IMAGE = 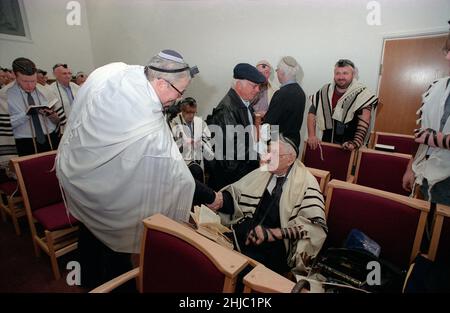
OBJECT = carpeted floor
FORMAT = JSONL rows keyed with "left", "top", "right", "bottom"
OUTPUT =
{"left": 0, "top": 216, "right": 87, "bottom": 293}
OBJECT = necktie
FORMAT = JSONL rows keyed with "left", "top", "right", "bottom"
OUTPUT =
{"left": 27, "top": 92, "right": 46, "bottom": 144}
{"left": 65, "top": 86, "right": 74, "bottom": 106}
{"left": 271, "top": 176, "right": 285, "bottom": 199}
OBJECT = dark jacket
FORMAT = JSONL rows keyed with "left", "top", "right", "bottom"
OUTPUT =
{"left": 205, "top": 88, "right": 259, "bottom": 190}
{"left": 264, "top": 82, "right": 306, "bottom": 148}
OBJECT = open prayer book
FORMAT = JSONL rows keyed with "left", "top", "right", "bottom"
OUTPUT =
{"left": 26, "top": 98, "right": 57, "bottom": 115}
{"left": 190, "top": 205, "right": 234, "bottom": 250}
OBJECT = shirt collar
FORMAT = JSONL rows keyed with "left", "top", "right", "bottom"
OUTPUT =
{"left": 281, "top": 79, "right": 297, "bottom": 88}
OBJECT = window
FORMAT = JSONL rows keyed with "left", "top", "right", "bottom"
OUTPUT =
{"left": 0, "top": 0, "right": 31, "bottom": 42}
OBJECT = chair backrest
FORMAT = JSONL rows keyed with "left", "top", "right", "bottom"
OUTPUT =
{"left": 12, "top": 151, "right": 61, "bottom": 211}
{"left": 374, "top": 132, "right": 418, "bottom": 155}
{"left": 243, "top": 264, "right": 295, "bottom": 293}
{"left": 302, "top": 142, "right": 354, "bottom": 181}
{"left": 306, "top": 167, "right": 330, "bottom": 194}
{"left": 428, "top": 204, "right": 450, "bottom": 263}
{"left": 139, "top": 213, "right": 248, "bottom": 293}
{"left": 325, "top": 180, "right": 429, "bottom": 269}
{"left": 354, "top": 148, "right": 411, "bottom": 196}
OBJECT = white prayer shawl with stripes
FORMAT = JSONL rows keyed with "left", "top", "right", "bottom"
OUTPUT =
{"left": 0, "top": 82, "right": 66, "bottom": 171}
{"left": 413, "top": 77, "right": 450, "bottom": 194}
{"left": 48, "top": 81, "right": 79, "bottom": 118}
{"left": 56, "top": 63, "right": 195, "bottom": 253}
{"left": 219, "top": 159, "right": 327, "bottom": 274}
{"left": 309, "top": 80, "right": 378, "bottom": 131}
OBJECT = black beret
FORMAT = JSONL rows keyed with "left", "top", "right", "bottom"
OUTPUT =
{"left": 233, "top": 63, "right": 266, "bottom": 84}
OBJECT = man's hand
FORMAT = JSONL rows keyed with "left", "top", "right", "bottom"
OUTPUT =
{"left": 342, "top": 141, "right": 356, "bottom": 151}
{"left": 245, "top": 225, "right": 281, "bottom": 246}
{"left": 39, "top": 108, "right": 60, "bottom": 124}
{"left": 307, "top": 136, "right": 320, "bottom": 150}
{"left": 402, "top": 168, "right": 415, "bottom": 192}
{"left": 206, "top": 191, "right": 223, "bottom": 212}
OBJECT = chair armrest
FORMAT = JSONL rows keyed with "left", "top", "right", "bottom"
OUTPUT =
{"left": 89, "top": 267, "right": 140, "bottom": 293}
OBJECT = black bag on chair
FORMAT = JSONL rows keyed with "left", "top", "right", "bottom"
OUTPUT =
{"left": 312, "top": 248, "right": 406, "bottom": 293}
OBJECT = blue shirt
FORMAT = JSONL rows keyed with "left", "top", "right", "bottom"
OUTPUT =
{"left": 6, "top": 83, "right": 57, "bottom": 138}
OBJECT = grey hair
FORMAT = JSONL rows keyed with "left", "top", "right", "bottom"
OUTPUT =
{"left": 277, "top": 58, "right": 299, "bottom": 81}
{"left": 145, "top": 54, "right": 191, "bottom": 83}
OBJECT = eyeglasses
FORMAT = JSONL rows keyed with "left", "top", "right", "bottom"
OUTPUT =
{"left": 442, "top": 47, "right": 450, "bottom": 55}
{"left": 336, "top": 59, "right": 355, "bottom": 69}
{"left": 163, "top": 79, "right": 185, "bottom": 96}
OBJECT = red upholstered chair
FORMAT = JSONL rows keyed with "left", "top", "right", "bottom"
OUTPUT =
{"left": 306, "top": 167, "right": 330, "bottom": 194}
{"left": 0, "top": 179, "right": 24, "bottom": 235}
{"left": 302, "top": 141, "right": 355, "bottom": 182}
{"left": 428, "top": 204, "right": 450, "bottom": 263}
{"left": 374, "top": 132, "right": 418, "bottom": 155}
{"left": 324, "top": 180, "right": 429, "bottom": 270}
{"left": 354, "top": 148, "right": 412, "bottom": 196}
{"left": 90, "top": 213, "right": 249, "bottom": 293}
{"left": 11, "top": 151, "right": 78, "bottom": 280}
{"left": 242, "top": 264, "right": 295, "bottom": 293}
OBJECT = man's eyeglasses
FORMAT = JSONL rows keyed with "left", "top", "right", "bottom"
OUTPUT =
{"left": 163, "top": 79, "right": 185, "bottom": 96}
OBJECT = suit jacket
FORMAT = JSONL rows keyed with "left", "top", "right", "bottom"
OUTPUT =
{"left": 264, "top": 83, "right": 306, "bottom": 148}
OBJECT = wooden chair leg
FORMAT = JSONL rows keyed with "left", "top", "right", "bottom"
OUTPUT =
{"left": 0, "top": 205, "right": 6, "bottom": 222}
{"left": 46, "top": 230, "right": 61, "bottom": 280}
{"left": 0, "top": 194, "right": 7, "bottom": 222}
{"left": 8, "top": 198, "right": 21, "bottom": 236}
{"left": 29, "top": 224, "right": 41, "bottom": 257}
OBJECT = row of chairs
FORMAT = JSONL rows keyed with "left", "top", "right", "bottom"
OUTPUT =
{"left": 302, "top": 141, "right": 411, "bottom": 196}
{"left": 1, "top": 143, "right": 447, "bottom": 287}
{"left": 90, "top": 213, "right": 294, "bottom": 293}
{"left": 0, "top": 151, "right": 78, "bottom": 280}
{"left": 91, "top": 179, "right": 450, "bottom": 293}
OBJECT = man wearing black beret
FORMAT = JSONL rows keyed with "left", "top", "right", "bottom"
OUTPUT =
{"left": 206, "top": 63, "right": 266, "bottom": 190}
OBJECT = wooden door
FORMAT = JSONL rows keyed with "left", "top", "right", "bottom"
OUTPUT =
{"left": 375, "top": 34, "right": 448, "bottom": 135}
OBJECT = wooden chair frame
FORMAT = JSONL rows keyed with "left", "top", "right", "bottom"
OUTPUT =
{"left": 0, "top": 186, "right": 24, "bottom": 235}
{"left": 353, "top": 148, "right": 412, "bottom": 193}
{"left": 306, "top": 167, "right": 330, "bottom": 195}
{"left": 11, "top": 151, "right": 78, "bottom": 280}
{"left": 325, "top": 179, "right": 430, "bottom": 265}
{"left": 374, "top": 131, "right": 416, "bottom": 154}
{"left": 91, "top": 213, "right": 249, "bottom": 293}
{"left": 428, "top": 204, "right": 450, "bottom": 261}
{"left": 243, "top": 264, "right": 295, "bottom": 293}
{"left": 301, "top": 141, "right": 355, "bottom": 183}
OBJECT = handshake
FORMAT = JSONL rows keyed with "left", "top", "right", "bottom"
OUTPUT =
{"left": 206, "top": 191, "right": 223, "bottom": 212}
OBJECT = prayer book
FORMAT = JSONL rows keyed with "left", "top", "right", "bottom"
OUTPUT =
{"left": 191, "top": 205, "right": 233, "bottom": 249}
{"left": 374, "top": 143, "right": 395, "bottom": 152}
{"left": 26, "top": 98, "right": 57, "bottom": 115}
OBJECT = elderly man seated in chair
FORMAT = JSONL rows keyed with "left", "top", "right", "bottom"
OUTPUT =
{"left": 208, "top": 135, "right": 327, "bottom": 275}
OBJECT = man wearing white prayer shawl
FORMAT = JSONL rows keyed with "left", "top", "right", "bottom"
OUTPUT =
{"left": 208, "top": 136, "right": 327, "bottom": 275}
{"left": 56, "top": 50, "right": 213, "bottom": 288}
{"left": 307, "top": 59, "right": 378, "bottom": 151}
{"left": 403, "top": 31, "right": 450, "bottom": 207}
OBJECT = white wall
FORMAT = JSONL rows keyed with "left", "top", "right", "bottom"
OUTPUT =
{"left": 85, "top": 0, "right": 449, "bottom": 120}
{"left": 0, "top": 0, "right": 95, "bottom": 79}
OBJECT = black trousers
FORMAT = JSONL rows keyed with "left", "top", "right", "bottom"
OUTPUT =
{"left": 78, "top": 224, "right": 135, "bottom": 291}
{"left": 15, "top": 131, "right": 60, "bottom": 156}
